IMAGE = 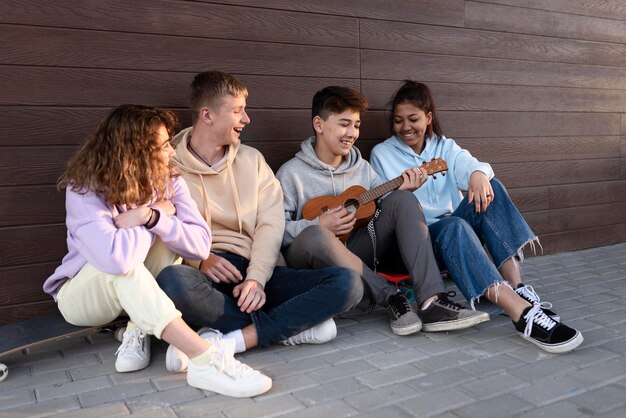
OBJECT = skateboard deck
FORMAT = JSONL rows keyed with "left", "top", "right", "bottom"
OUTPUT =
{"left": 0, "top": 312, "right": 126, "bottom": 382}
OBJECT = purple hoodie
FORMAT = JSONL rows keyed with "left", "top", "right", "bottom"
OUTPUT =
{"left": 43, "top": 176, "right": 211, "bottom": 299}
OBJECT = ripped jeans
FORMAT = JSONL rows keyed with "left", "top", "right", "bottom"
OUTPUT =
{"left": 429, "top": 178, "right": 538, "bottom": 307}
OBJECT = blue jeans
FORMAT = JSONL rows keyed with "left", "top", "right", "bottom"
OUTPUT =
{"left": 429, "top": 178, "right": 537, "bottom": 306}
{"left": 156, "top": 253, "right": 363, "bottom": 348}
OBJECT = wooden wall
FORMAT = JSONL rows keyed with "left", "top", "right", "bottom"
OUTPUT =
{"left": 1, "top": 0, "right": 625, "bottom": 323}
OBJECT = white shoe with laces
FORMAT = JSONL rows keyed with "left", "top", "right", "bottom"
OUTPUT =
{"left": 280, "top": 318, "right": 337, "bottom": 346}
{"left": 187, "top": 330, "right": 272, "bottom": 397}
{"left": 115, "top": 327, "right": 150, "bottom": 372}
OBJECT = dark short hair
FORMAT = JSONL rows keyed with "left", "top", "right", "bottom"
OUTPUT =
{"left": 311, "top": 86, "right": 368, "bottom": 120}
{"left": 388, "top": 80, "right": 442, "bottom": 138}
{"left": 189, "top": 71, "right": 248, "bottom": 123}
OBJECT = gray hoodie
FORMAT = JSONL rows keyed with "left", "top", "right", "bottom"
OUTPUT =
{"left": 276, "top": 136, "right": 382, "bottom": 247}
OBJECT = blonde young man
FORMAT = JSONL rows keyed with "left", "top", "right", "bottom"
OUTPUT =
{"left": 156, "top": 72, "right": 362, "bottom": 372}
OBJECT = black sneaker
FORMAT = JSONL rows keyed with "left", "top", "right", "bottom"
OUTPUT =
{"left": 387, "top": 293, "right": 422, "bottom": 335}
{"left": 515, "top": 283, "right": 560, "bottom": 322}
{"left": 419, "top": 292, "right": 490, "bottom": 332}
{"left": 513, "top": 304, "right": 583, "bottom": 353}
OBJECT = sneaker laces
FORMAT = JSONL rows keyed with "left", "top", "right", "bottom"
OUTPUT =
{"left": 522, "top": 304, "right": 557, "bottom": 337}
{"left": 208, "top": 334, "right": 259, "bottom": 379}
{"left": 435, "top": 292, "right": 463, "bottom": 311}
{"left": 115, "top": 328, "right": 147, "bottom": 359}
{"left": 389, "top": 293, "right": 412, "bottom": 317}
{"left": 517, "top": 284, "right": 554, "bottom": 310}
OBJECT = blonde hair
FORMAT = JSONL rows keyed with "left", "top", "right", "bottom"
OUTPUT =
{"left": 189, "top": 71, "right": 248, "bottom": 123}
{"left": 58, "top": 104, "right": 179, "bottom": 206}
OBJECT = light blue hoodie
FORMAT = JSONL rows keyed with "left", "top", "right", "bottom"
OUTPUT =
{"left": 370, "top": 134, "right": 494, "bottom": 225}
{"left": 276, "top": 136, "right": 382, "bottom": 248}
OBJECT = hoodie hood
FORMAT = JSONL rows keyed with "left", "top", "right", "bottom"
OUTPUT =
{"left": 172, "top": 127, "right": 244, "bottom": 233}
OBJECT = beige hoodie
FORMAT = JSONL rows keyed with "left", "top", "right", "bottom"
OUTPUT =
{"left": 172, "top": 127, "right": 285, "bottom": 287}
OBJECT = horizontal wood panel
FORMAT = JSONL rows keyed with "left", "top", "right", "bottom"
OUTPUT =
{"left": 0, "top": 186, "right": 66, "bottom": 227}
{"left": 0, "top": 0, "right": 358, "bottom": 48}
{"left": 0, "top": 263, "right": 56, "bottom": 306}
{"left": 0, "top": 301, "right": 58, "bottom": 325}
{"left": 453, "top": 136, "right": 620, "bottom": 164}
{"left": 548, "top": 180, "right": 626, "bottom": 209}
{"left": 195, "top": 0, "right": 465, "bottom": 26}
{"left": 492, "top": 159, "right": 621, "bottom": 188}
{"left": 0, "top": 224, "right": 67, "bottom": 266}
{"left": 0, "top": 146, "right": 77, "bottom": 186}
{"left": 362, "top": 50, "right": 626, "bottom": 90}
{"left": 0, "top": 107, "right": 113, "bottom": 146}
{"left": 521, "top": 211, "right": 550, "bottom": 236}
{"left": 0, "top": 25, "right": 360, "bottom": 77}
{"left": 549, "top": 202, "right": 626, "bottom": 233}
{"left": 466, "top": 1, "right": 626, "bottom": 44}
{"left": 359, "top": 111, "right": 622, "bottom": 141}
{"left": 507, "top": 187, "right": 550, "bottom": 212}
{"left": 476, "top": 0, "right": 626, "bottom": 21}
{"left": 0, "top": 66, "right": 359, "bottom": 109}
{"left": 539, "top": 223, "right": 626, "bottom": 255}
{"left": 360, "top": 19, "right": 626, "bottom": 67}
{"left": 363, "top": 80, "right": 626, "bottom": 112}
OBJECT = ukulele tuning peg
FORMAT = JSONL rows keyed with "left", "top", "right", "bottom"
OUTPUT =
{"left": 432, "top": 175, "right": 437, "bottom": 179}
{"left": 442, "top": 172, "right": 446, "bottom": 176}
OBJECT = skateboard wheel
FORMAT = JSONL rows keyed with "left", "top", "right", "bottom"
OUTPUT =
{"left": 115, "top": 327, "right": 126, "bottom": 342}
{"left": 0, "top": 363, "right": 7, "bottom": 382}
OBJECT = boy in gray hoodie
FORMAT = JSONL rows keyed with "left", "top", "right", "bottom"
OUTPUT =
{"left": 276, "top": 86, "right": 488, "bottom": 335}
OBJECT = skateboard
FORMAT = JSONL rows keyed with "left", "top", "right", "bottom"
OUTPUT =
{"left": 0, "top": 312, "right": 127, "bottom": 382}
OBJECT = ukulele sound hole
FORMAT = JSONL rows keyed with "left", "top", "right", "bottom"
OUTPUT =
{"left": 344, "top": 199, "right": 360, "bottom": 213}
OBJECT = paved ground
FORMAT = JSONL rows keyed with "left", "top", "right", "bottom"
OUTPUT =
{"left": 2, "top": 243, "right": 626, "bottom": 417}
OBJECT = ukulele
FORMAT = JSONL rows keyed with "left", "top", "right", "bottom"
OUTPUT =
{"left": 302, "top": 158, "right": 448, "bottom": 242}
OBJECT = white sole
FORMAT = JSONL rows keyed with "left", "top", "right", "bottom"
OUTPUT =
{"left": 391, "top": 321, "right": 422, "bottom": 335}
{"left": 422, "top": 312, "right": 490, "bottom": 332}
{"left": 187, "top": 375, "right": 272, "bottom": 398}
{"left": 520, "top": 330, "right": 584, "bottom": 354}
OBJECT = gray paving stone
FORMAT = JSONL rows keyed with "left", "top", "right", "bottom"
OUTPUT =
{"left": 263, "top": 356, "right": 330, "bottom": 379}
{"left": 0, "top": 369, "right": 70, "bottom": 394}
{"left": 411, "top": 350, "right": 479, "bottom": 373}
{"left": 78, "top": 381, "right": 157, "bottom": 408}
{"left": 36, "top": 375, "right": 111, "bottom": 401}
{"left": 53, "top": 401, "right": 129, "bottom": 417}
{"left": 172, "top": 394, "right": 249, "bottom": 417}
{"left": 513, "top": 400, "right": 592, "bottom": 418}
{"left": 356, "top": 405, "right": 418, "bottom": 418}
{"left": 398, "top": 387, "right": 476, "bottom": 417}
{"left": 459, "top": 353, "right": 521, "bottom": 378}
{"left": 0, "top": 387, "right": 36, "bottom": 411}
{"left": 515, "top": 376, "right": 586, "bottom": 406}
{"left": 293, "top": 377, "right": 369, "bottom": 406}
{"left": 276, "top": 399, "right": 359, "bottom": 418}
{"left": 125, "top": 385, "right": 205, "bottom": 409}
{"left": 364, "top": 347, "right": 429, "bottom": 369}
{"left": 508, "top": 357, "right": 576, "bottom": 382}
{"left": 452, "top": 393, "right": 533, "bottom": 418}
{"left": 255, "top": 373, "right": 318, "bottom": 400}
{"left": 459, "top": 372, "right": 529, "bottom": 399}
{"left": 344, "top": 382, "right": 419, "bottom": 412}
{"left": 407, "top": 366, "right": 476, "bottom": 394}
{"left": 357, "top": 363, "right": 425, "bottom": 389}
{"left": 123, "top": 404, "right": 178, "bottom": 417}
{"left": 224, "top": 394, "right": 303, "bottom": 418}
{"left": 0, "top": 396, "right": 81, "bottom": 417}
{"left": 307, "top": 358, "right": 377, "bottom": 383}
{"left": 569, "top": 384, "right": 626, "bottom": 414}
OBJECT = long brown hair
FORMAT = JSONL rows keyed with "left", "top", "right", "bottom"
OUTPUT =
{"left": 58, "top": 104, "right": 179, "bottom": 206}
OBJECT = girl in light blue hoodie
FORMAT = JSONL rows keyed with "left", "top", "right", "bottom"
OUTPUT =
{"left": 370, "top": 81, "right": 583, "bottom": 354}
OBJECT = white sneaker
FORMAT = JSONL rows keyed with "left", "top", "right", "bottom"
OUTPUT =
{"left": 115, "top": 327, "right": 150, "bottom": 372}
{"left": 166, "top": 327, "right": 215, "bottom": 373}
{"left": 187, "top": 330, "right": 272, "bottom": 397}
{"left": 280, "top": 318, "right": 337, "bottom": 346}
